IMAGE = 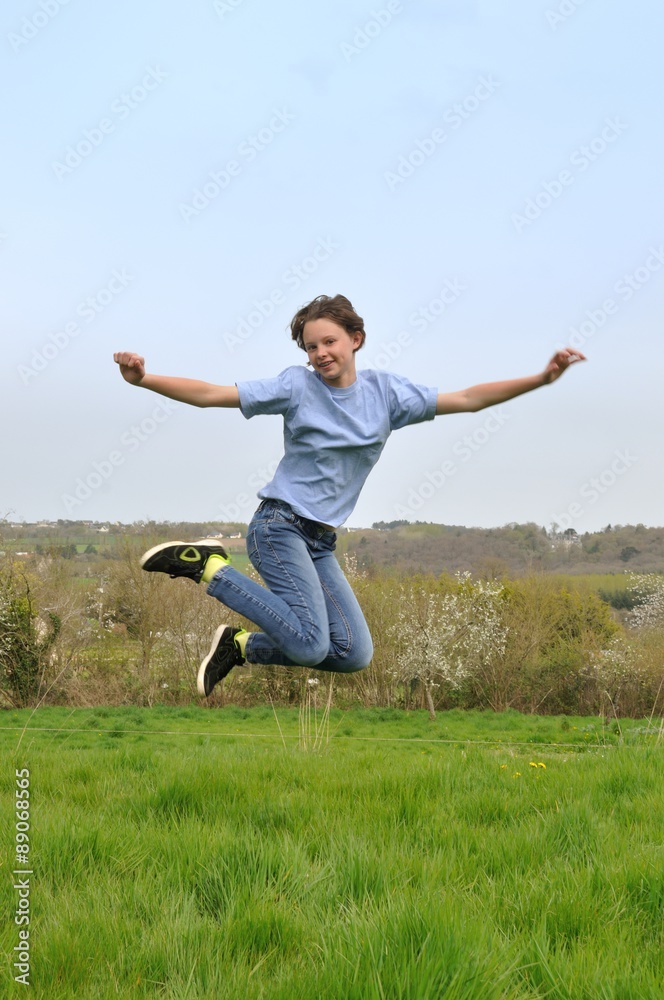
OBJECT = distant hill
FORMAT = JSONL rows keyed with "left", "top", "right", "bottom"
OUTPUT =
{"left": 339, "top": 522, "right": 664, "bottom": 577}
{"left": 2, "top": 519, "right": 662, "bottom": 577}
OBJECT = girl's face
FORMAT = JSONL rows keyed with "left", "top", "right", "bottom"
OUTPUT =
{"left": 302, "top": 318, "right": 363, "bottom": 388}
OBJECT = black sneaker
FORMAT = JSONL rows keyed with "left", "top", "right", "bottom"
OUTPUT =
{"left": 197, "top": 625, "right": 246, "bottom": 697}
{"left": 140, "top": 539, "right": 229, "bottom": 583}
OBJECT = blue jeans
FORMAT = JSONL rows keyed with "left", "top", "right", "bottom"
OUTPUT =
{"left": 205, "top": 499, "right": 373, "bottom": 672}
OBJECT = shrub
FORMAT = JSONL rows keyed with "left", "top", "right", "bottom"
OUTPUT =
{"left": 0, "top": 570, "right": 61, "bottom": 706}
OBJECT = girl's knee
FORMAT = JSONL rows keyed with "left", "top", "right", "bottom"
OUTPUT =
{"left": 296, "top": 632, "right": 373, "bottom": 671}
{"left": 339, "top": 637, "right": 373, "bottom": 672}
{"left": 343, "top": 660, "right": 370, "bottom": 673}
{"left": 293, "top": 636, "right": 330, "bottom": 668}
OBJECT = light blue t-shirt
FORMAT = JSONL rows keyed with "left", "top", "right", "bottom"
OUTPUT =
{"left": 236, "top": 366, "right": 438, "bottom": 528}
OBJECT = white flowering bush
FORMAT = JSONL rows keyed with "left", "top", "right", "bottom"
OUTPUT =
{"left": 587, "top": 636, "right": 639, "bottom": 681}
{"left": 584, "top": 635, "right": 640, "bottom": 710}
{"left": 387, "top": 572, "right": 508, "bottom": 718}
{"left": 626, "top": 573, "right": 664, "bottom": 631}
{"left": 582, "top": 627, "right": 664, "bottom": 718}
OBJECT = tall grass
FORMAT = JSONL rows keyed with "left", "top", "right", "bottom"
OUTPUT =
{"left": 298, "top": 674, "right": 334, "bottom": 752}
{"left": 1, "top": 707, "right": 662, "bottom": 998}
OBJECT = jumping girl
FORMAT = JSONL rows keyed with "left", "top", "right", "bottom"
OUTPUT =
{"left": 113, "top": 294, "right": 585, "bottom": 697}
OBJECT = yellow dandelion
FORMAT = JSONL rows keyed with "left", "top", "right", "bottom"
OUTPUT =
{"left": 512, "top": 772, "right": 521, "bottom": 778}
{"left": 500, "top": 764, "right": 508, "bottom": 769}
{"left": 537, "top": 762, "right": 546, "bottom": 769}
{"left": 529, "top": 762, "right": 537, "bottom": 768}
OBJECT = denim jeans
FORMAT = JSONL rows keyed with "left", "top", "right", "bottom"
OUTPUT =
{"left": 205, "top": 499, "right": 373, "bottom": 672}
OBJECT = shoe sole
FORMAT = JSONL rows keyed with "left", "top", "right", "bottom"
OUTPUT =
{"left": 140, "top": 539, "right": 228, "bottom": 571}
{"left": 197, "top": 624, "right": 232, "bottom": 697}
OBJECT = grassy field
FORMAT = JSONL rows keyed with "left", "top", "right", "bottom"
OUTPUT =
{"left": 1, "top": 707, "right": 662, "bottom": 999}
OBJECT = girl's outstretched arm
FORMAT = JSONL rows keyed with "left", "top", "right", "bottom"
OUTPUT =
{"left": 113, "top": 352, "right": 240, "bottom": 408}
{"left": 435, "top": 348, "right": 586, "bottom": 415}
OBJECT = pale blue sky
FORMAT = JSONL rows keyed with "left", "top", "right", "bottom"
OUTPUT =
{"left": 2, "top": 0, "right": 662, "bottom": 530}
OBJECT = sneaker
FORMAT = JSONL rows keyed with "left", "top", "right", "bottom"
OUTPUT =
{"left": 140, "top": 539, "right": 229, "bottom": 583}
{"left": 197, "top": 625, "right": 246, "bottom": 697}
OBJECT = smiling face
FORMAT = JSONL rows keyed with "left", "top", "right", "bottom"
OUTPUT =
{"left": 302, "top": 318, "right": 363, "bottom": 388}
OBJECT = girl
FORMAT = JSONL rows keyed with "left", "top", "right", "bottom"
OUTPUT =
{"left": 113, "top": 294, "right": 585, "bottom": 697}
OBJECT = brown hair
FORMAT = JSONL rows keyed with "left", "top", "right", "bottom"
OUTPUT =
{"left": 290, "top": 294, "right": 366, "bottom": 352}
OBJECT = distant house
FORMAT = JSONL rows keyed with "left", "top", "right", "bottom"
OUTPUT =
{"left": 557, "top": 530, "right": 582, "bottom": 550}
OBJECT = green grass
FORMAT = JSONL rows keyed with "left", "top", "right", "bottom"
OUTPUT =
{"left": 1, "top": 707, "right": 662, "bottom": 999}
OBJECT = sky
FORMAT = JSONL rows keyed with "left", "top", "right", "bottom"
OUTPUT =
{"left": 2, "top": 0, "right": 662, "bottom": 532}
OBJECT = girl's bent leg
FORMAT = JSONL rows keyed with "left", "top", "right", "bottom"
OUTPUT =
{"left": 205, "top": 510, "right": 331, "bottom": 667}
{"left": 205, "top": 505, "right": 372, "bottom": 672}
{"left": 306, "top": 546, "right": 373, "bottom": 673}
{"left": 245, "top": 544, "right": 373, "bottom": 672}
{"left": 205, "top": 563, "right": 328, "bottom": 667}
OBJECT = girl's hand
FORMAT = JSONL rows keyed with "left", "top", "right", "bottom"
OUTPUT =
{"left": 541, "top": 348, "right": 586, "bottom": 384}
{"left": 113, "top": 352, "right": 146, "bottom": 385}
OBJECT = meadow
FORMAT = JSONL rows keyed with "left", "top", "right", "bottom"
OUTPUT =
{"left": 1, "top": 706, "right": 662, "bottom": 999}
